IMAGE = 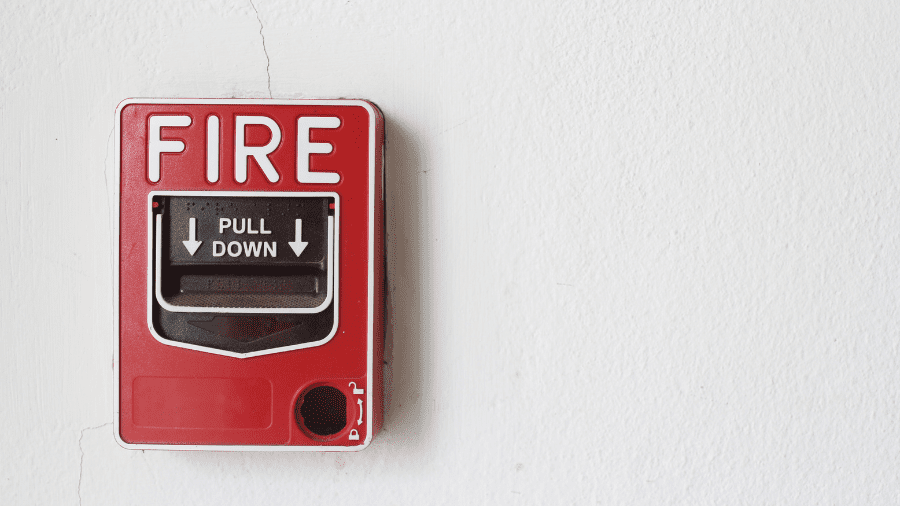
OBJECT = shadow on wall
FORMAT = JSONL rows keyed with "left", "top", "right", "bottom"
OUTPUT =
{"left": 381, "top": 112, "right": 433, "bottom": 456}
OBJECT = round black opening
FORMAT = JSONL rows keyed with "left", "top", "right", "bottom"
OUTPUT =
{"left": 296, "top": 386, "right": 347, "bottom": 436}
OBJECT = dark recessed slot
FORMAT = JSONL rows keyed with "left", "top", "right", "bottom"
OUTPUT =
{"left": 158, "top": 265, "right": 326, "bottom": 309}
{"left": 178, "top": 274, "right": 317, "bottom": 295}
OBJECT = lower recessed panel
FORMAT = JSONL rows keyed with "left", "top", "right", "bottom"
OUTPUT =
{"left": 132, "top": 377, "right": 273, "bottom": 429}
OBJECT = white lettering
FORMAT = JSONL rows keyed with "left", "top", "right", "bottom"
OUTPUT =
{"left": 148, "top": 115, "right": 191, "bottom": 182}
{"left": 212, "top": 241, "right": 225, "bottom": 257}
{"left": 296, "top": 116, "right": 340, "bottom": 184}
{"left": 219, "top": 218, "right": 274, "bottom": 235}
{"left": 243, "top": 241, "right": 262, "bottom": 257}
{"left": 264, "top": 242, "right": 277, "bottom": 257}
{"left": 235, "top": 116, "right": 281, "bottom": 183}
{"left": 227, "top": 241, "right": 242, "bottom": 257}
{"left": 207, "top": 115, "right": 220, "bottom": 182}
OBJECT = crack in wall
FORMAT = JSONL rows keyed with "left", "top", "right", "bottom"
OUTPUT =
{"left": 78, "top": 422, "right": 112, "bottom": 506}
{"left": 248, "top": 0, "right": 272, "bottom": 98}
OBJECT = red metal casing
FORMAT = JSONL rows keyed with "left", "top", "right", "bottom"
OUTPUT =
{"left": 115, "top": 99, "right": 384, "bottom": 450}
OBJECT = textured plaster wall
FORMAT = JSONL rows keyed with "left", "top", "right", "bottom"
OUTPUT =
{"left": 2, "top": 0, "right": 900, "bottom": 504}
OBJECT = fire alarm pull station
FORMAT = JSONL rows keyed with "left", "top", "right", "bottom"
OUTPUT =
{"left": 115, "top": 99, "right": 384, "bottom": 450}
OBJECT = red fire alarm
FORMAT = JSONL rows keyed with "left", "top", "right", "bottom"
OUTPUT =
{"left": 114, "top": 99, "right": 385, "bottom": 450}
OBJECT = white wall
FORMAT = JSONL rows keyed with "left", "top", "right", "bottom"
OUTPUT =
{"left": 2, "top": 0, "right": 900, "bottom": 503}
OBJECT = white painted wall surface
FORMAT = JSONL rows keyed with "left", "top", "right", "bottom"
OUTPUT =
{"left": 2, "top": 0, "right": 900, "bottom": 503}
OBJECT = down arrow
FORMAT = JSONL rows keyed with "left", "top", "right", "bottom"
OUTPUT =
{"left": 287, "top": 218, "right": 309, "bottom": 257}
{"left": 182, "top": 217, "right": 202, "bottom": 255}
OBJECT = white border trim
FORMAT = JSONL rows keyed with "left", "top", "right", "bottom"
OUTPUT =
{"left": 113, "top": 98, "right": 377, "bottom": 451}
{"left": 147, "top": 191, "right": 339, "bottom": 359}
